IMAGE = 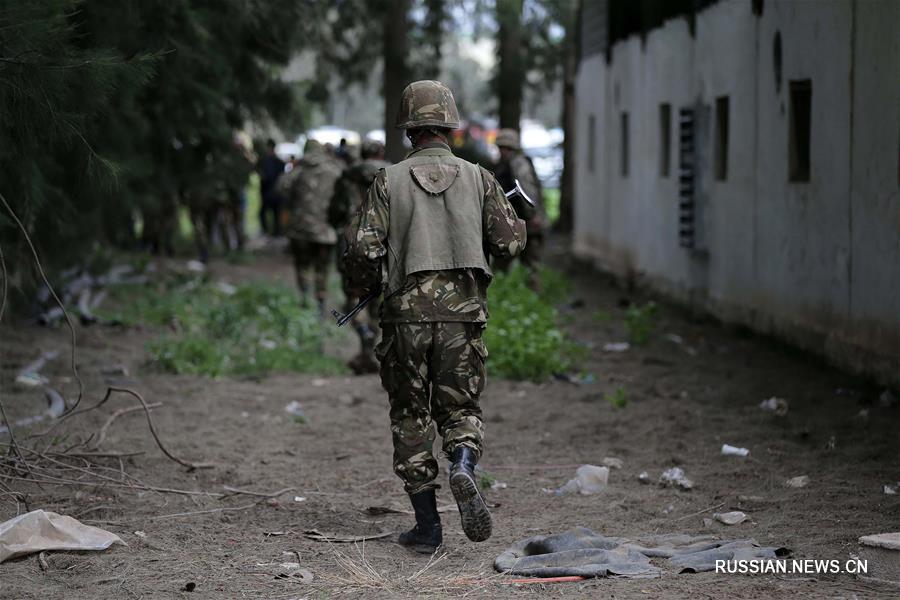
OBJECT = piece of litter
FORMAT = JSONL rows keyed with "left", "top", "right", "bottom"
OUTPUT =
{"left": 664, "top": 333, "right": 684, "bottom": 345}
{"left": 491, "top": 481, "right": 508, "bottom": 490}
{"left": 638, "top": 471, "right": 650, "bottom": 484}
{"left": 311, "top": 378, "right": 327, "bottom": 387}
{"left": 602, "top": 342, "right": 630, "bottom": 353}
{"left": 663, "top": 504, "right": 675, "bottom": 515}
{"left": 659, "top": 467, "right": 694, "bottom": 490}
{"left": 759, "top": 397, "right": 789, "bottom": 416}
{"left": 883, "top": 483, "right": 898, "bottom": 495}
{"left": 714, "top": 511, "right": 748, "bottom": 525}
{"left": 785, "top": 475, "right": 810, "bottom": 488}
{"left": 0, "top": 510, "right": 124, "bottom": 563}
{"left": 133, "top": 531, "right": 146, "bottom": 539}
{"left": 186, "top": 260, "right": 206, "bottom": 273}
{"left": 284, "top": 401, "right": 305, "bottom": 418}
{"left": 293, "top": 496, "right": 306, "bottom": 502}
{"left": 879, "top": 390, "right": 897, "bottom": 408}
{"left": 721, "top": 444, "right": 750, "bottom": 457}
{"left": 602, "top": 457, "right": 623, "bottom": 470}
{"left": 551, "top": 465, "right": 609, "bottom": 495}
{"left": 15, "top": 372, "right": 48, "bottom": 387}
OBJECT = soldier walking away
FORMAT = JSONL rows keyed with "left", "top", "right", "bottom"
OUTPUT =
{"left": 257, "top": 138, "right": 286, "bottom": 237}
{"left": 342, "top": 80, "right": 527, "bottom": 553}
{"left": 280, "top": 139, "right": 342, "bottom": 312}
{"left": 492, "top": 128, "right": 545, "bottom": 290}
{"left": 329, "top": 139, "right": 390, "bottom": 374}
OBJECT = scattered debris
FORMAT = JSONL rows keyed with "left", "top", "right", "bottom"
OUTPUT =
{"left": 714, "top": 511, "right": 748, "bottom": 525}
{"left": 659, "top": 467, "right": 694, "bottom": 490}
{"left": 491, "top": 481, "right": 508, "bottom": 490}
{"left": 883, "top": 483, "right": 899, "bottom": 495}
{"left": 664, "top": 333, "right": 683, "bottom": 345}
{"left": 552, "top": 372, "right": 596, "bottom": 385}
{"left": 546, "top": 465, "right": 609, "bottom": 495}
{"left": 133, "top": 531, "right": 146, "bottom": 539}
{"left": 0, "top": 510, "right": 124, "bottom": 563}
{"left": 302, "top": 530, "right": 393, "bottom": 543}
{"left": 602, "top": 457, "right": 623, "bottom": 470}
{"left": 759, "top": 397, "right": 789, "bottom": 416}
{"left": 638, "top": 471, "right": 651, "bottom": 484}
{"left": 721, "top": 444, "right": 750, "bottom": 457}
{"left": 182, "top": 582, "right": 196, "bottom": 592}
{"left": 879, "top": 390, "right": 897, "bottom": 408}
{"left": 602, "top": 342, "right": 630, "bottom": 353}
{"left": 785, "top": 475, "right": 810, "bottom": 488}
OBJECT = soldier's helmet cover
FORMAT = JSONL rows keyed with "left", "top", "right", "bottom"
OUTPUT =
{"left": 495, "top": 128, "right": 521, "bottom": 150}
{"left": 395, "top": 80, "right": 461, "bottom": 130}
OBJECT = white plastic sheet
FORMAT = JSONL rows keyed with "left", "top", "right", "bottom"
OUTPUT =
{"left": 0, "top": 510, "right": 124, "bottom": 563}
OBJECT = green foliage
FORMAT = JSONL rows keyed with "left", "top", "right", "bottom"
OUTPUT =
{"left": 543, "top": 188, "right": 560, "bottom": 225}
{"left": 624, "top": 301, "right": 659, "bottom": 345}
{"left": 477, "top": 469, "right": 497, "bottom": 490}
{"left": 606, "top": 386, "right": 627, "bottom": 408}
{"left": 484, "top": 266, "right": 583, "bottom": 381}
{"left": 102, "top": 280, "right": 347, "bottom": 377}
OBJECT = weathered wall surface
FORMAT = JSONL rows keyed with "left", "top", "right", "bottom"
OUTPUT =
{"left": 573, "top": 0, "right": 900, "bottom": 385}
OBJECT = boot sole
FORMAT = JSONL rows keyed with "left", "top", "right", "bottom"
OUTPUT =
{"left": 450, "top": 471, "right": 492, "bottom": 542}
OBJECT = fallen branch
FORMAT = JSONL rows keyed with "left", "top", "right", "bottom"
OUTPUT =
{"left": 674, "top": 501, "right": 726, "bottom": 522}
{"left": 148, "top": 502, "right": 259, "bottom": 520}
{"left": 92, "top": 402, "right": 163, "bottom": 450}
{"left": 222, "top": 485, "right": 295, "bottom": 499}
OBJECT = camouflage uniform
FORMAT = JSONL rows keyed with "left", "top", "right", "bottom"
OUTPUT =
{"left": 344, "top": 146, "right": 525, "bottom": 494}
{"left": 493, "top": 128, "right": 545, "bottom": 288}
{"left": 280, "top": 140, "right": 343, "bottom": 306}
{"left": 328, "top": 141, "right": 390, "bottom": 373}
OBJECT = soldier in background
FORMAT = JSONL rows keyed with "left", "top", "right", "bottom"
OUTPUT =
{"left": 221, "top": 134, "right": 256, "bottom": 251}
{"left": 492, "top": 128, "right": 544, "bottom": 290}
{"left": 343, "top": 80, "right": 527, "bottom": 553}
{"left": 328, "top": 139, "right": 390, "bottom": 374}
{"left": 257, "top": 139, "right": 285, "bottom": 237}
{"left": 280, "top": 139, "right": 342, "bottom": 312}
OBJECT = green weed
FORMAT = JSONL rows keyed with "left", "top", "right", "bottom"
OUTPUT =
{"left": 485, "top": 266, "right": 584, "bottom": 381}
{"left": 104, "top": 280, "right": 348, "bottom": 377}
{"left": 606, "top": 386, "right": 627, "bottom": 408}
{"left": 624, "top": 301, "right": 658, "bottom": 345}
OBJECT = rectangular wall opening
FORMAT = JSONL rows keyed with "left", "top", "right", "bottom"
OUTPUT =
{"left": 621, "top": 111, "right": 629, "bottom": 177}
{"left": 588, "top": 114, "right": 596, "bottom": 173}
{"left": 789, "top": 80, "right": 812, "bottom": 182}
{"left": 660, "top": 103, "right": 671, "bottom": 177}
{"left": 714, "top": 96, "right": 729, "bottom": 181}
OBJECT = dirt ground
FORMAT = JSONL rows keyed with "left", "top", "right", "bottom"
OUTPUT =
{"left": 1, "top": 239, "right": 898, "bottom": 599}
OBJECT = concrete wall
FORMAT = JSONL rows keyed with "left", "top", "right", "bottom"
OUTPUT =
{"left": 573, "top": 0, "right": 900, "bottom": 385}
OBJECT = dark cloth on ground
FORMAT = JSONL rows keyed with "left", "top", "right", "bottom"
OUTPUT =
{"left": 494, "top": 527, "right": 789, "bottom": 578}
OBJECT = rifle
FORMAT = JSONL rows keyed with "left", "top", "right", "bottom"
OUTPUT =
{"left": 332, "top": 284, "right": 405, "bottom": 327}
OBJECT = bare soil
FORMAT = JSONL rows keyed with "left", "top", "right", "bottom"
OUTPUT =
{"left": 1, "top": 241, "right": 898, "bottom": 599}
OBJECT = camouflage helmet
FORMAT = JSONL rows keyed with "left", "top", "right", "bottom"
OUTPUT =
{"left": 395, "top": 80, "right": 460, "bottom": 130}
{"left": 495, "top": 128, "right": 521, "bottom": 150}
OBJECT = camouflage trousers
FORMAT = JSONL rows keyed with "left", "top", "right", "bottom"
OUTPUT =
{"left": 289, "top": 239, "right": 333, "bottom": 304}
{"left": 377, "top": 322, "right": 487, "bottom": 494}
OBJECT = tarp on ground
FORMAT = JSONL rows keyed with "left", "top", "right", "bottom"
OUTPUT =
{"left": 494, "top": 526, "right": 789, "bottom": 578}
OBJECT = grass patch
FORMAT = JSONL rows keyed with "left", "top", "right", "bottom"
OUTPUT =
{"left": 543, "top": 188, "right": 560, "bottom": 225}
{"left": 101, "top": 279, "right": 347, "bottom": 377}
{"left": 606, "top": 386, "right": 627, "bottom": 408}
{"left": 485, "top": 266, "right": 584, "bottom": 381}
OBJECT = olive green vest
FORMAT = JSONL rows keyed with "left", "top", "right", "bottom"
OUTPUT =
{"left": 384, "top": 146, "right": 491, "bottom": 292}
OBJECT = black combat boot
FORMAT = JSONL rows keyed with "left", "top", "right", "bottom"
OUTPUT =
{"left": 449, "top": 447, "right": 492, "bottom": 542}
{"left": 398, "top": 488, "right": 443, "bottom": 553}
